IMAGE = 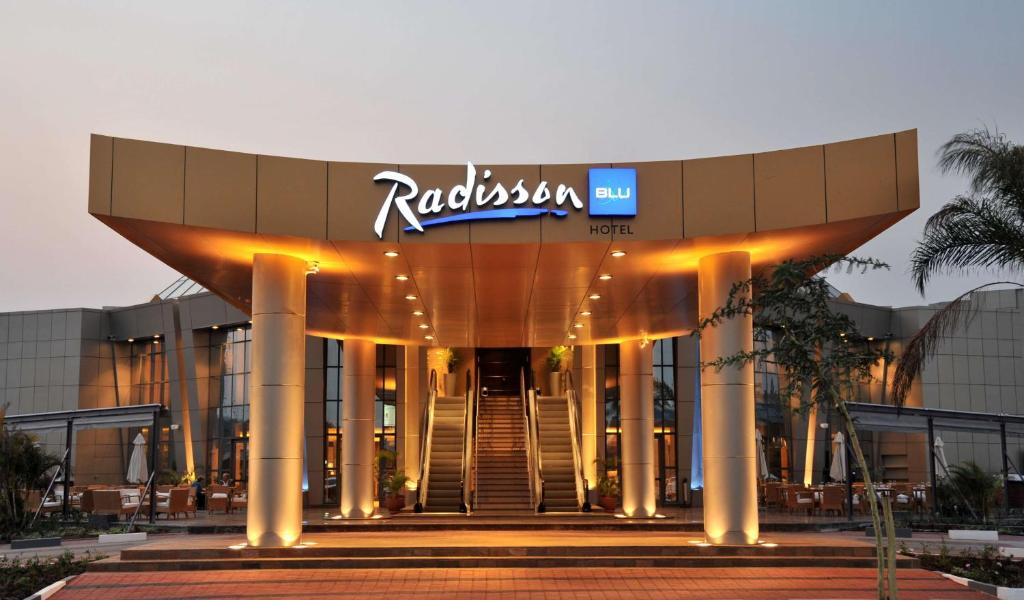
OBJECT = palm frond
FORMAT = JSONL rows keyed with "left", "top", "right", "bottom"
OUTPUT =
{"left": 891, "top": 282, "right": 1024, "bottom": 406}
{"left": 911, "top": 195, "right": 1024, "bottom": 293}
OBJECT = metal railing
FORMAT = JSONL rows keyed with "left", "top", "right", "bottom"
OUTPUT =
{"left": 459, "top": 368, "right": 475, "bottom": 514}
{"left": 471, "top": 367, "right": 482, "bottom": 511}
{"left": 30, "top": 448, "right": 71, "bottom": 527}
{"left": 523, "top": 368, "right": 546, "bottom": 512}
{"left": 563, "top": 370, "right": 590, "bottom": 512}
{"left": 414, "top": 370, "right": 438, "bottom": 512}
{"left": 128, "top": 471, "right": 157, "bottom": 530}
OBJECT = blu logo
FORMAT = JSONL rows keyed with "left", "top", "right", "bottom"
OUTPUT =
{"left": 588, "top": 168, "right": 637, "bottom": 217}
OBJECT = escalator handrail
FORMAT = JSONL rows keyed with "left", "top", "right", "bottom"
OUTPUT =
{"left": 527, "top": 379, "right": 545, "bottom": 512}
{"left": 471, "top": 363, "right": 481, "bottom": 511}
{"left": 416, "top": 369, "right": 438, "bottom": 509}
{"left": 563, "top": 369, "right": 588, "bottom": 510}
{"left": 520, "top": 368, "right": 535, "bottom": 509}
{"left": 459, "top": 368, "right": 474, "bottom": 514}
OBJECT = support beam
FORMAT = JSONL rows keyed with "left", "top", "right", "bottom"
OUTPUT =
{"left": 341, "top": 338, "right": 376, "bottom": 518}
{"left": 580, "top": 345, "right": 598, "bottom": 493}
{"left": 698, "top": 251, "right": 758, "bottom": 545}
{"left": 246, "top": 254, "right": 307, "bottom": 548}
{"left": 401, "top": 345, "right": 422, "bottom": 501}
{"left": 620, "top": 340, "right": 655, "bottom": 518}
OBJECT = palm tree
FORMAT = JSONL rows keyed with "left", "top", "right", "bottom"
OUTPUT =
{"left": 892, "top": 128, "right": 1024, "bottom": 403}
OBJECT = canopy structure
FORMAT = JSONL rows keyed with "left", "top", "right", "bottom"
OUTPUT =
{"left": 5, "top": 404, "right": 164, "bottom": 433}
{"left": 86, "top": 130, "right": 919, "bottom": 347}
{"left": 846, "top": 402, "right": 1023, "bottom": 514}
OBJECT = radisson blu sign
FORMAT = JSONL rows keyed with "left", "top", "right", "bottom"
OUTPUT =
{"left": 372, "top": 163, "right": 637, "bottom": 239}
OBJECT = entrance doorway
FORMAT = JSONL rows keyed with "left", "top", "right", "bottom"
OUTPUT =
{"left": 230, "top": 438, "right": 249, "bottom": 486}
{"left": 476, "top": 348, "right": 531, "bottom": 397}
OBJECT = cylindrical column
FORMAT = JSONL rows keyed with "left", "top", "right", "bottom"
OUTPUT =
{"left": 401, "top": 345, "right": 422, "bottom": 488}
{"left": 699, "top": 251, "right": 758, "bottom": 545}
{"left": 247, "top": 254, "right": 307, "bottom": 548}
{"left": 620, "top": 340, "right": 655, "bottom": 518}
{"left": 581, "top": 345, "right": 598, "bottom": 492}
{"left": 341, "top": 338, "right": 376, "bottom": 518}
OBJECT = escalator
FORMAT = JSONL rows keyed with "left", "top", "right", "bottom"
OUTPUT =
{"left": 533, "top": 370, "right": 589, "bottom": 512}
{"left": 415, "top": 370, "right": 476, "bottom": 513}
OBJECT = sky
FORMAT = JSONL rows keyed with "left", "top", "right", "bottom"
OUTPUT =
{"left": 0, "top": 0, "right": 1022, "bottom": 312}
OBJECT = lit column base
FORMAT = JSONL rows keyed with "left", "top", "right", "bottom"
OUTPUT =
{"left": 341, "top": 339, "right": 376, "bottom": 518}
{"left": 620, "top": 340, "right": 655, "bottom": 518}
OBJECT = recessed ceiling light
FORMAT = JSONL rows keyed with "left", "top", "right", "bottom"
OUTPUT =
{"left": 580, "top": 311, "right": 592, "bottom": 317}
{"left": 395, "top": 274, "right": 409, "bottom": 281}
{"left": 574, "top": 323, "right": 584, "bottom": 328}
{"left": 153, "top": 340, "right": 160, "bottom": 345}
{"left": 599, "top": 274, "right": 613, "bottom": 281}
{"left": 384, "top": 250, "right": 399, "bottom": 257}
{"left": 248, "top": 320, "right": 253, "bottom": 324}
{"left": 412, "top": 310, "right": 424, "bottom": 317}
{"left": 589, "top": 294, "right": 601, "bottom": 300}
{"left": 424, "top": 335, "right": 434, "bottom": 341}
{"left": 405, "top": 294, "right": 417, "bottom": 301}
{"left": 153, "top": 334, "right": 160, "bottom": 339}
{"left": 418, "top": 323, "right": 430, "bottom": 329}
{"left": 127, "top": 338, "right": 134, "bottom": 343}
{"left": 611, "top": 250, "right": 627, "bottom": 258}
{"left": 237, "top": 327, "right": 244, "bottom": 332}
{"left": 568, "top": 334, "right": 577, "bottom": 340}
{"left": 211, "top": 325, "right": 219, "bottom": 330}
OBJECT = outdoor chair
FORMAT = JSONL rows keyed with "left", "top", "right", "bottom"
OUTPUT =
{"left": 783, "top": 486, "right": 815, "bottom": 514}
{"left": 207, "top": 484, "right": 232, "bottom": 513}
{"left": 154, "top": 487, "right": 193, "bottom": 519}
{"left": 92, "top": 489, "right": 124, "bottom": 516}
{"left": 820, "top": 485, "right": 847, "bottom": 515}
{"left": 79, "top": 489, "right": 96, "bottom": 514}
{"left": 763, "top": 483, "right": 784, "bottom": 508}
{"left": 230, "top": 487, "right": 247, "bottom": 513}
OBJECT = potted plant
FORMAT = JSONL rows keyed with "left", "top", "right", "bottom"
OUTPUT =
{"left": 594, "top": 458, "right": 620, "bottom": 512}
{"left": 438, "top": 348, "right": 460, "bottom": 395}
{"left": 383, "top": 471, "right": 411, "bottom": 513}
{"left": 546, "top": 346, "right": 569, "bottom": 395}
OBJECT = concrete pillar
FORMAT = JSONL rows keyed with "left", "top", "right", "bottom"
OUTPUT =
{"left": 580, "top": 345, "right": 598, "bottom": 492}
{"left": 699, "top": 251, "right": 758, "bottom": 545}
{"left": 247, "top": 254, "right": 308, "bottom": 548}
{"left": 400, "top": 345, "right": 422, "bottom": 492}
{"left": 803, "top": 403, "right": 819, "bottom": 487}
{"left": 620, "top": 340, "right": 656, "bottom": 517}
{"left": 341, "top": 338, "right": 376, "bottom": 518}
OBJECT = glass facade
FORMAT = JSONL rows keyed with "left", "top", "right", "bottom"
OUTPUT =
{"left": 652, "top": 338, "right": 678, "bottom": 504}
{"left": 753, "top": 329, "right": 791, "bottom": 481}
{"left": 375, "top": 345, "right": 398, "bottom": 497}
{"left": 207, "top": 327, "right": 252, "bottom": 485}
{"left": 602, "top": 345, "right": 621, "bottom": 482}
{"left": 129, "top": 339, "right": 168, "bottom": 406}
{"left": 324, "top": 339, "right": 342, "bottom": 503}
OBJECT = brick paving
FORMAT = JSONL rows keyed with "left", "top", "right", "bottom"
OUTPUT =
{"left": 55, "top": 567, "right": 987, "bottom": 599}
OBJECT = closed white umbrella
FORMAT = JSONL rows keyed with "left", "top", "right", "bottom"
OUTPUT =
{"left": 755, "top": 430, "right": 769, "bottom": 480}
{"left": 934, "top": 436, "right": 950, "bottom": 479}
{"left": 127, "top": 433, "right": 148, "bottom": 484}
{"left": 829, "top": 431, "right": 848, "bottom": 482}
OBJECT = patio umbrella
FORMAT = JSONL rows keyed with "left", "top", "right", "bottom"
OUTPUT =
{"left": 934, "top": 435, "right": 951, "bottom": 479}
{"left": 829, "top": 431, "right": 848, "bottom": 482}
{"left": 755, "top": 430, "right": 769, "bottom": 480}
{"left": 127, "top": 433, "right": 148, "bottom": 484}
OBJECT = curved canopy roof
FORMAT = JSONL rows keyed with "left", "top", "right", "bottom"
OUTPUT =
{"left": 88, "top": 130, "right": 919, "bottom": 347}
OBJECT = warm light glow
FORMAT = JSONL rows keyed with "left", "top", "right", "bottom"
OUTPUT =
{"left": 611, "top": 250, "right": 627, "bottom": 257}
{"left": 227, "top": 543, "right": 247, "bottom": 550}
{"left": 418, "top": 323, "right": 429, "bottom": 329}
{"left": 589, "top": 294, "right": 601, "bottom": 300}
{"left": 154, "top": 334, "right": 160, "bottom": 339}
{"left": 424, "top": 335, "right": 434, "bottom": 340}
{"left": 574, "top": 323, "right": 584, "bottom": 328}
{"left": 412, "top": 310, "right": 424, "bottom": 317}
{"left": 568, "top": 334, "right": 577, "bottom": 340}
{"left": 598, "top": 274, "right": 612, "bottom": 280}
{"left": 127, "top": 338, "right": 134, "bottom": 343}
{"left": 405, "top": 294, "right": 417, "bottom": 301}
{"left": 248, "top": 320, "right": 253, "bottom": 324}
{"left": 580, "top": 311, "right": 592, "bottom": 316}
{"left": 383, "top": 250, "right": 399, "bottom": 257}
{"left": 305, "top": 261, "right": 320, "bottom": 275}
{"left": 153, "top": 340, "right": 160, "bottom": 345}
{"left": 761, "top": 542, "right": 778, "bottom": 548}
{"left": 395, "top": 274, "right": 409, "bottom": 281}
{"left": 211, "top": 325, "right": 219, "bottom": 330}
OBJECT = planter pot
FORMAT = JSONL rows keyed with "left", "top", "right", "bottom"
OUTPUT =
{"left": 444, "top": 373, "right": 457, "bottom": 396}
{"left": 548, "top": 372, "right": 561, "bottom": 396}
{"left": 385, "top": 494, "right": 405, "bottom": 513}
{"left": 598, "top": 496, "right": 617, "bottom": 512}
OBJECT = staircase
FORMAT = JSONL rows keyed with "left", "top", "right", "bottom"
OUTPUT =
{"left": 424, "top": 395, "right": 466, "bottom": 512}
{"left": 536, "top": 395, "right": 579, "bottom": 512}
{"left": 474, "top": 396, "right": 532, "bottom": 512}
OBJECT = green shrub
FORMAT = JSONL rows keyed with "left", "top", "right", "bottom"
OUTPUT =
{"left": 0, "top": 551, "right": 101, "bottom": 600}
{"left": 914, "top": 544, "right": 1024, "bottom": 588}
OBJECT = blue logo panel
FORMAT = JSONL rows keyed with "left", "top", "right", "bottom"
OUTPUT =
{"left": 588, "top": 168, "right": 637, "bottom": 217}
